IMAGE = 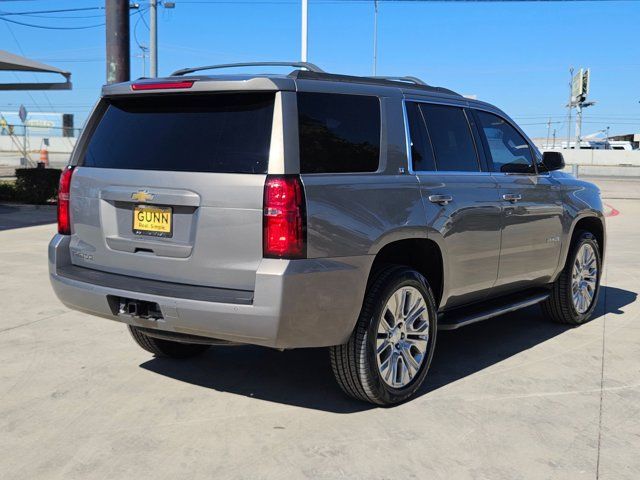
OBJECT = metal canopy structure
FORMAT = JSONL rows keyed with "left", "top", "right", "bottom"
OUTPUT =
{"left": 0, "top": 50, "right": 72, "bottom": 91}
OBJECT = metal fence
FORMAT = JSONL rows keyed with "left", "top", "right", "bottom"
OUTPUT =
{"left": 0, "top": 124, "right": 81, "bottom": 169}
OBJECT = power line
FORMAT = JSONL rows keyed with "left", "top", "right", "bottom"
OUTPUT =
{"left": 0, "top": 7, "right": 104, "bottom": 17}
{"left": 0, "top": 16, "right": 105, "bottom": 29}
{"left": 173, "top": 0, "right": 636, "bottom": 3}
{"left": 0, "top": 7, "right": 143, "bottom": 30}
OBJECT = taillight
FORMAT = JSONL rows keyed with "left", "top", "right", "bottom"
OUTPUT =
{"left": 263, "top": 175, "right": 306, "bottom": 259}
{"left": 131, "top": 80, "right": 194, "bottom": 91}
{"left": 57, "top": 166, "right": 75, "bottom": 235}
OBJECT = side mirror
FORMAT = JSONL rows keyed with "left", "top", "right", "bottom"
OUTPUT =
{"left": 541, "top": 151, "right": 565, "bottom": 172}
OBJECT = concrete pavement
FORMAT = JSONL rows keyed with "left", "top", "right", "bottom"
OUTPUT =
{"left": 1, "top": 194, "right": 639, "bottom": 479}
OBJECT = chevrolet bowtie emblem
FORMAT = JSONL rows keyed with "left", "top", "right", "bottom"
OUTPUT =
{"left": 131, "top": 190, "right": 154, "bottom": 202}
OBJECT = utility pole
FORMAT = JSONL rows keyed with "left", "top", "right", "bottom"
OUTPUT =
{"left": 546, "top": 117, "right": 552, "bottom": 150}
{"left": 373, "top": 0, "right": 378, "bottom": 75}
{"left": 301, "top": 0, "right": 308, "bottom": 62}
{"left": 150, "top": 0, "right": 158, "bottom": 77}
{"left": 105, "top": 0, "right": 130, "bottom": 84}
{"left": 136, "top": 45, "right": 148, "bottom": 77}
{"left": 552, "top": 129, "right": 557, "bottom": 149}
{"left": 566, "top": 66, "right": 573, "bottom": 149}
{"left": 147, "top": 1, "right": 174, "bottom": 78}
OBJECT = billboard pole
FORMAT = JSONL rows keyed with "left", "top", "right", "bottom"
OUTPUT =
{"left": 575, "top": 104, "right": 582, "bottom": 147}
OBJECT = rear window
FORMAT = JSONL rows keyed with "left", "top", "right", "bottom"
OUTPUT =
{"left": 297, "top": 92, "right": 380, "bottom": 174}
{"left": 81, "top": 93, "right": 275, "bottom": 173}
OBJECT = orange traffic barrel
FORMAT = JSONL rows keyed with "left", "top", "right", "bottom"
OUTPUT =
{"left": 40, "top": 146, "right": 49, "bottom": 166}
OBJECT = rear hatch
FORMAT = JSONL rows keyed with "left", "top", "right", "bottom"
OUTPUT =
{"left": 68, "top": 91, "right": 276, "bottom": 291}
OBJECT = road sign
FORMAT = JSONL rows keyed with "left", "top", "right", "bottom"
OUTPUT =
{"left": 18, "top": 104, "right": 27, "bottom": 123}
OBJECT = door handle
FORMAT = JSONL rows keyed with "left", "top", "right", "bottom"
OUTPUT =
{"left": 502, "top": 193, "right": 522, "bottom": 203}
{"left": 428, "top": 194, "right": 453, "bottom": 206}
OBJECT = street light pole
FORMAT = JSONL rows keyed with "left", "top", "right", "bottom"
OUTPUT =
{"left": 301, "top": 0, "right": 308, "bottom": 62}
{"left": 566, "top": 67, "right": 573, "bottom": 149}
{"left": 150, "top": 0, "right": 158, "bottom": 77}
{"left": 373, "top": 0, "right": 378, "bottom": 76}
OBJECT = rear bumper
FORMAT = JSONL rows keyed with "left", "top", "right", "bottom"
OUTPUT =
{"left": 49, "top": 234, "right": 372, "bottom": 348}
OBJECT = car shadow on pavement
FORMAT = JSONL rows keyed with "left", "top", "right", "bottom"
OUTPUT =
{"left": 140, "top": 285, "right": 636, "bottom": 413}
{"left": 0, "top": 204, "right": 57, "bottom": 231}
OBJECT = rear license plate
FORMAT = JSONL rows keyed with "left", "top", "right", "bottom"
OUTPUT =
{"left": 133, "top": 205, "right": 173, "bottom": 238}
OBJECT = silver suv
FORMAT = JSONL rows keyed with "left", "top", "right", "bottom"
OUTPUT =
{"left": 49, "top": 62, "right": 605, "bottom": 405}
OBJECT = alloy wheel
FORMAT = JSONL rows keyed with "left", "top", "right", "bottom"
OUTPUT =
{"left": 571, "top": 243, "right": 598, "bottom": 314}
{"left": 376, "top": 286, "right": 430, "bottom": 388}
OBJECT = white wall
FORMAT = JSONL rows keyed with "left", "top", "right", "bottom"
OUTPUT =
{"left": 546, "top": 149, "right": 640, "bottom": 166}
{"left": 0, "top": 135, "right": 76, "bottom": 154}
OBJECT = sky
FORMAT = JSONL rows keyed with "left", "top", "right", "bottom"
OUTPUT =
{"left": 0, "top": 0, "right": 639, "bottom": 140}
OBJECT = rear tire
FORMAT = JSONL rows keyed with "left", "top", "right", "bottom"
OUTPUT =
{"left": 542, "top": 230, "right": 602, "bottom": 325}
{"left": 128, "top": 326, "right": 210, "bottom": 359}
{"left": 329, "top": 265, "right": 438, "bottom": 406}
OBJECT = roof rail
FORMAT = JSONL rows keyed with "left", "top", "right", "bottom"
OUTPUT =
{"left": 368, "top": 75, "right": 427, "bottom": 86}
{"left": 171, "top": 61, "right": 325, "bottom": 77}
{"left": 290, "top": 70, "right": 462, "bottom": 97}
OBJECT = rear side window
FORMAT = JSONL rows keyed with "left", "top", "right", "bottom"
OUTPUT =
{"left": 298, "top": 92, "right": 380, "bottom": 174}
{"left": 419, "top": 104, "right": 479, "bottom": 172}
{"left": 475, "top": 110, "right": 534, "bottom": 174}
{"left": 81, "top": 93, "right": 275, "bottom": 173}
{"left": 405, "top": 102, "right": 436, "bottom": 172}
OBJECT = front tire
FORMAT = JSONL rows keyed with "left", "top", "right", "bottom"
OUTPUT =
{"left": 128, "top": 326, "right": 210, "bottom": 359}
{"left": 329, "top": 265, "right": 438, "bottom": 406}
{"left": 542, "top": 230, "right": 602, "bottom": 325}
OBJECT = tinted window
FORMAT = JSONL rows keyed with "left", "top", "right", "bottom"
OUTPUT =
{"left": 405, "top": 102, "right": 436, "bottom": 172}
{"left": 419, "top": 104, "right": 479, "bottom": 172}
{"left": 476, "top": 110, "right": 534, "bottom": 174}
{"left": 298, "top": 92, "right": 380, "bottom": 173}
{"left": 81, "top": 93, "right": 274, "bottom": 173}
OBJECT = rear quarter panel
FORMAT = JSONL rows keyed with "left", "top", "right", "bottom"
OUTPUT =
{"left": 300, "top": 93, "right": 426, "bottom": 259}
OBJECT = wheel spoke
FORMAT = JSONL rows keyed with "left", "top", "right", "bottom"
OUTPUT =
{"left": 381, "top": 307, "right": 395, "bottom": 332}
{"left": 400, "top": 289, "right": 411, "bottom": 319}
{"left": 400, "top": 346, "right": 421, "bottom": 377}
{"left": 377, "top": 339, "right": 391, "bottom": 356}
{"left": 396, "top": 355, "right": 410, "bottom": 386}
{"left": 406, "top": 335, "right": 428, "bottom": 349}
{"left": 380, "top": 354, "right": 393, "bottom": 382}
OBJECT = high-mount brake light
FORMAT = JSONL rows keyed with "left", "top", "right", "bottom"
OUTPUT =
{"left": 131, "top": 80, "right": 194, "bottom": 91}
{"left": 263, "top": 175, "right": 306, "bottom": 259}
{"left": 57, "top": 166, "right": 75, "bottom": 235}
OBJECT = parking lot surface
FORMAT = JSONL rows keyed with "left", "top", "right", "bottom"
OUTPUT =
{"left": 1, "top": 186, "right": 638, "bottom": 479}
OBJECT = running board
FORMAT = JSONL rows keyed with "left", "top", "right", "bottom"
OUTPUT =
{"left": 438, "top": 290, "right": 550, "bottom": 331}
